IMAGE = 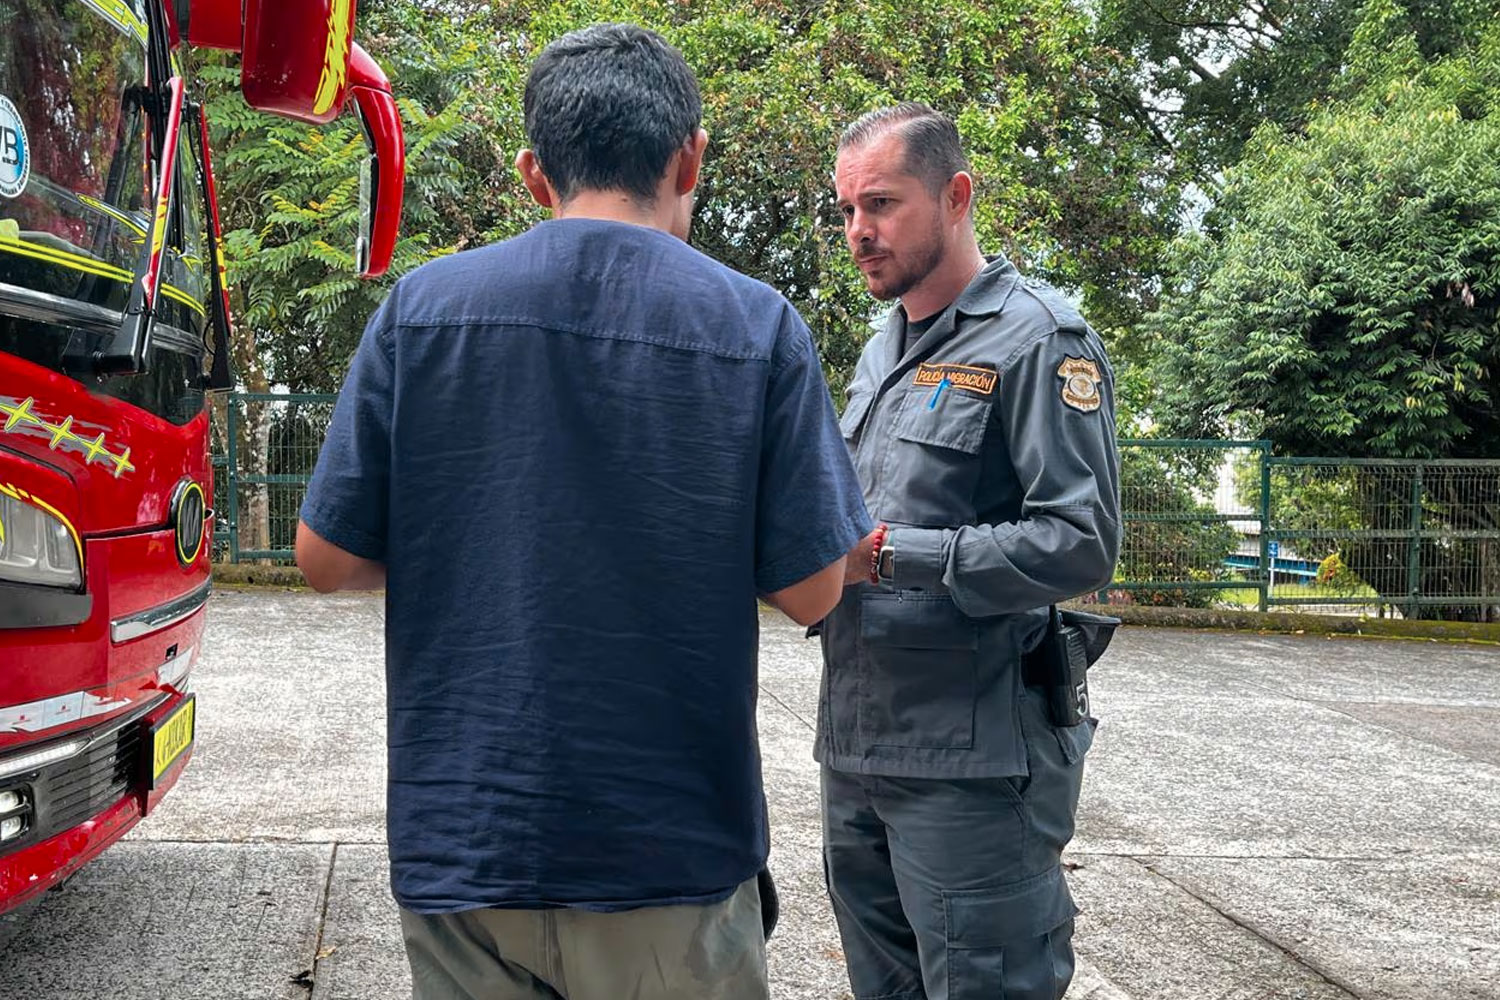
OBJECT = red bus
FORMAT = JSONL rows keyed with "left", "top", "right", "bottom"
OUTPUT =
{"left": 0, "top": 0, "right": 403, "bottom": 914}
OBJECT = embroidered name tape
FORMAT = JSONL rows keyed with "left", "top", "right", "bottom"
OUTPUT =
{"left": 913, "top": 363, "right": 997, "bottom": 397}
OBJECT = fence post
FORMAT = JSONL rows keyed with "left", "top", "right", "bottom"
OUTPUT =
{"left": 1406, "top": 465, "right": 1423, "bottom": 620}
{"left": 226, "top": 393, "right": 239, "bottom": 564}
{"left": 1259, "top": 442, "right": 1272, "bottom": 613}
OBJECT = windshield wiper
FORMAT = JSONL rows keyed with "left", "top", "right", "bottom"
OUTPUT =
{"left": 89, "top": 73, "right": 183, "bottom": 377}
{"left": 89, "top": 0, "right": 181, "bottom": 378}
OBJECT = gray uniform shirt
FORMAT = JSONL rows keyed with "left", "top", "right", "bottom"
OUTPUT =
{"left": 816, "top": 257, "right": 1122, "bottom": 778}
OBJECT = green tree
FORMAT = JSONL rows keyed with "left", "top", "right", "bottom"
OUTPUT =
{"left": 1148, "top": 3, "right": 1500, "bottom": 617}
{"left": 1150, "top": 8, "right": 1500, "bottom": 456}
{"left": 204, "top": 0, "right": 1176, "bottom": 402}
{"left": 1094, "top": 0, "right": 1499, "bottom": 184}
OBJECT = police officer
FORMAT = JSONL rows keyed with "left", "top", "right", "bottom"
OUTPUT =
{"left": 818, "top": 103, "right": 1122, "bottom": 1000}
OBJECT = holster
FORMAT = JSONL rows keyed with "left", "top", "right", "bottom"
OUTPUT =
{"left": 1022, "top": 607, "right": 1120, "bottom": 727}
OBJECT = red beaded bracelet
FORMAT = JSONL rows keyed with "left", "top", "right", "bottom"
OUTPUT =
{"left": 869, "top": 523, "right": 889, "bottom": 585}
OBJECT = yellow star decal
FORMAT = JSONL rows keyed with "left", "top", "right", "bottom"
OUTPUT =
{"left": 46, "top": 415, "right": 75, "bottom": 449}
{"left": 1, "top": 396, "right": 43, "bottom": 431}
{"left": 81, "top": 432, "right": 110, "bottom": 465}
{"left": 0, "top": 397, "right": 138, "bottom": 478}
{"left": 110, "top": 447, "right": 135, "bottom": 479}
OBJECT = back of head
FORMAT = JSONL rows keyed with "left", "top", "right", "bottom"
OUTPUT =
{"left": 523, "top": 23, "right": 702, "bottom": 205}
{"left": 838, "top": 101, "right": 970, "bottom": 199}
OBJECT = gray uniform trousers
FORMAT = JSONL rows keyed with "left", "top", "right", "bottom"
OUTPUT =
{"left": 823, "top": 686, "right": 1094, "bottom": 1000}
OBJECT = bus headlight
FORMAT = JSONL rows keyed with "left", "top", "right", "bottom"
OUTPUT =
{"left": 0, "top": 489, "right": 82, "bottom": 589}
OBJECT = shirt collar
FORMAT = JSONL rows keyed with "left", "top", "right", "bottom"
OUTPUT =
{"left": 954, "top": 255, "right": 1019, "bottom": 318}
{"left": 868, "top": 254, "right": 1019, "bottom": 333}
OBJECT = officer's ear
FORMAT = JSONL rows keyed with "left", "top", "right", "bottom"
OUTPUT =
{"left": 944, "top": 171, "right": 975, "bottom": 224}
{"left": 516, "top": 149, "right": 558, "bottom": 210}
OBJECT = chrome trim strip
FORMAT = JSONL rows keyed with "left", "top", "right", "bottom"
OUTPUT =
{"left": 0, "top": 693, "right": 170, "bottom": 779}
{"left": 0, "top": 282, "right": 204, "bottom": 352}
{"left": 110, "top": 579, "right": 211, "bottom": 643}
{"left": 0, "top": 646, "right": 194, "bottom": 736}
{"left": 0, "top": 280, "right": 121, "bottom": 335}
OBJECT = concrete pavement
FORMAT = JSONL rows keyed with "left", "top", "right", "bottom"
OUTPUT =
{"left": 1, "top": 591, "right": 1496, "bottom": 999}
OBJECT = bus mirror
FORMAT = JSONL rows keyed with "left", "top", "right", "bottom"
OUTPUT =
{"left": 239, "top": 0, "right": 357, "bottom": 124}
{"left": 349, "top": 46, "right": 403, "bottom": 279}
{"left": 181, "top": 0, "right": 357, "bottom": 122}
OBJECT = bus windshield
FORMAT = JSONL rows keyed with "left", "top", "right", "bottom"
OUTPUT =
{"left": 0, "top": 0, "right": 210, "bottom": 425}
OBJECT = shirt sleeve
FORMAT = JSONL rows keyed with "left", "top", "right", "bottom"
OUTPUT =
{"left": 754, "top": 307, "right": 874, "bottom": 594}
{"left": 298, "top": 288, "right": 398, "bottom": 561}
{"left": 890, "top": 328, "right": 1122, "bottom": 616}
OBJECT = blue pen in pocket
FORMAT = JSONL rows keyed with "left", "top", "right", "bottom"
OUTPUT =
{"left": 928, "top": 376, "right": 951, "bottom": 410}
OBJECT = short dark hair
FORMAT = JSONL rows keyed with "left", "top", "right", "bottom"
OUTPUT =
{"left": 523, "top": 23, "right": 702, "bottom": 204}
{"left": 838, "top": 102, "right": 970, "bottom": 196}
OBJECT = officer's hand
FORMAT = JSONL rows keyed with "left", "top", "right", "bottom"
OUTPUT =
{"left": 844, "top": 529, "right": 879, "bottom": 586}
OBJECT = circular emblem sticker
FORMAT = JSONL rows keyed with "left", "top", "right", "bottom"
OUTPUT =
{"left": 0, "top": 95, "right": 29, "bottom": 199}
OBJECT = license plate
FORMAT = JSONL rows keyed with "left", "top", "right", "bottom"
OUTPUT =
{"left": 148, "top": 695, "right": 195, "bottom": 787}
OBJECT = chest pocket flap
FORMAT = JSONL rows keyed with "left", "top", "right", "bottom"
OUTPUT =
{"left": 894, "top": 383, "right": 993, "bottom": 454}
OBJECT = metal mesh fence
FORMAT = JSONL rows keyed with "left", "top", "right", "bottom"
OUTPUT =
{"left": 1114, "top": 440, "right": 1266, "bottom": 609}
{"left": 1265, "top": 460, "right": 1500, "bottom": 619}
{"left": 208, "top": 395, "right": 1500, "bottom": 620}
{"left": 211, "top": 393, "right": 338, "bottom": 563}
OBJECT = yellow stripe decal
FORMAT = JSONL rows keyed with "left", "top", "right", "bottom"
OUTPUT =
{"left": 78, "top": 194, "right": 148, "bottom": 236}
{"left": 313, "top": 0, "right": 354, "bottom": 115}
{"left": 0, "top": 238, "right": 206, "bottom": 317}
{"left": 148, "top": 196, "right": 169, "bottom": 262}
{"left": 160, "top": 284, "right": 207, "bottom": 316}
{"left": 74, "top": 0, "right": 148, "bottom": 45}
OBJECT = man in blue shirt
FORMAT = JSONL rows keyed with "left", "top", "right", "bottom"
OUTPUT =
{"left": 295, "top": 23, "right": 871, "bottom": 1000}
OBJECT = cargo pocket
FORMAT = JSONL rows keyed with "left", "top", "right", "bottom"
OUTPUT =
{"left": 944, "top": 867, "right": 1079, "bottom": 1000}
{"left": 859, "top": 592, "right": 978, "bottom": 749}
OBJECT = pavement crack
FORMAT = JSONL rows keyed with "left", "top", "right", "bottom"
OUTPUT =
{"left": 303, "top": 842, "right": 340, "bottom": 996}
{"left": 760, "top": 684, "right": 814, "bottom": 731}
{"left": 1072, "top": 850, "right": 1401, "bottom": 863}
{"left": 1124, "top": 857, "right": 1369, "bottom": 1000}
{"left": 1309, "top": 700, "right": 1500, "bottom": 767}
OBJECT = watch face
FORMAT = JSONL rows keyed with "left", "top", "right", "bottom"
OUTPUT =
{"left": 879, "top": 546, "right": 895, "bottom": 581}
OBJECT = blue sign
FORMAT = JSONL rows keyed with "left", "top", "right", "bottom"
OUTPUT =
{"left": 0, "top": 95, "right": 29, "bottom": 200}
{"left": 1268, "top": 541, "right": 1280, "bottom": 558}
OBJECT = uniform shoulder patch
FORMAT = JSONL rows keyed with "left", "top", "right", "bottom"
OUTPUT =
{"left": 1057, "top": 357, "right": 1103, "bottom": 412}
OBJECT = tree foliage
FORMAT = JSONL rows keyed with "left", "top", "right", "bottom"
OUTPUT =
{"left": 1094, "top": 0, "right": 1498, "bottom": 183}
{"left": 201, "top": 0, "right": 1174, "bottom": 398}
{"left": 1147, "top": 3, "right": 1500, "bottom": 459}
{"left": 196, "top": 14, "right": 493, "bottom": 392}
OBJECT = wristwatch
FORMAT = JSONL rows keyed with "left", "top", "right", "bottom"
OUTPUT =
{"left": 876, "top": 539, "right": 895, "bottom": 585}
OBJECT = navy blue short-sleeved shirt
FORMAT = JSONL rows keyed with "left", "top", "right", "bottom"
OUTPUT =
{"left": 301, "top": 218, "right": 871, "bottom": 913}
